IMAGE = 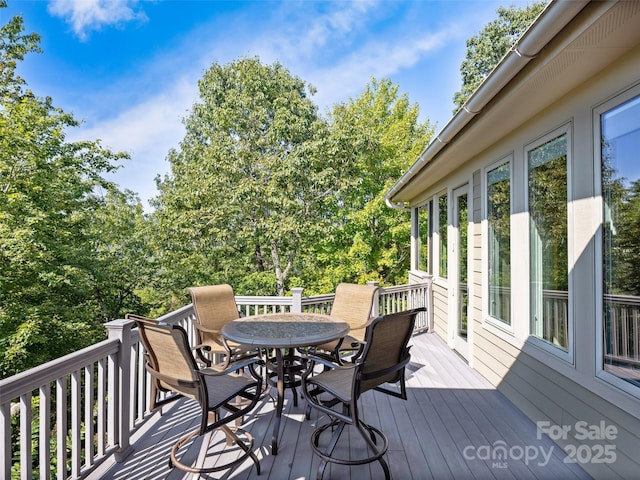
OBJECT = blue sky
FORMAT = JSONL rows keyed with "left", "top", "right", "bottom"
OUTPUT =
{"left": 3, "top": 0, "right": 533, "bottom": 209}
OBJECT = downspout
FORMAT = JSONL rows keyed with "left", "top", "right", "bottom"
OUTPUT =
{"left": 385, "top": 0, "right": 589, "bottom": 210}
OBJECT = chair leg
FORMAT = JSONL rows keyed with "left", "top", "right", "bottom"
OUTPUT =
{"left": 356, "top": 420, "right": 390, "bottom": 480}
{"left": 169, "top": 425, "right": 260, "bottom": 475}
{"left": 221, "top": 424, "right": 261, "bottom": 475}
{"left": 310, "top": 418, "right": 390, "bottom": 480}
{"left": 312, "top": 420, "right": 346, "bottom": 480}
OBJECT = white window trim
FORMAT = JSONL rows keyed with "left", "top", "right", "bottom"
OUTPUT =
{"left": 413, "top": 202, "right": 430, "bottom": 274}
{"left": 433, "top": 190, "right": 449, "bottom": 286}
{"left": 482, "top": 155, "right": 515, "bottom": 337}
{"left": 593, "top": 83, "right": 640, "bottom": 398}
{"left": 524, "top": 123, "right": 575, "bottom": 365}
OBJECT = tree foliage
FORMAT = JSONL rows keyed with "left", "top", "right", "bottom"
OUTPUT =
{"left": 1, "top": 7, "right": 432, "bottom": 375}
{"left": 453, "top": 1, "right": 547, "bottom": 111}
{"left": 152, "top": 57, "right": 334, "bottom": 297}
{"left": 299, "top": 78, "right": 434, "bottom": 292}
{"left": 151, "top": 63, "right": 434, "bottom": 301}
{"left": 0, "top": 6, "right": 149, "bottom": 377}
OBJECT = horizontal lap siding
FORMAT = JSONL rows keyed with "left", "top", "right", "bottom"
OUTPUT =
{"left": 422, "top": 10, "right": 640, "bottom": 479}
{"left": 498, "top": 353, "right": 640, "bottom": 479}
{"left": 432, "top": 283, "right": 448, "bottom": 339}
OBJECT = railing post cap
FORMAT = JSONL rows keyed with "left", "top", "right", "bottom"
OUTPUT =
{"left": 105, "top": 319, "right": 136, "bottom": 340}
{"left": 105, "top": 318, "right": 136, "bottom": 329}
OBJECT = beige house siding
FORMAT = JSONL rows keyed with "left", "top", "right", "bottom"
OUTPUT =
{"left": 499, "top": 354, "right": 640, "bottom": 478}
{"left": 431, "top": 282, "right": 448, "bottom": 339}
{"left": 470, "top": 42, "right": 640, "bottom": 478}
{"left": 400, "top": 5, "right": 640, "bottom": 477}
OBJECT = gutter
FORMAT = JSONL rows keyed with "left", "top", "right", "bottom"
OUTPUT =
{"left": 385, "top": 0, "right": 589, "bottom": 210}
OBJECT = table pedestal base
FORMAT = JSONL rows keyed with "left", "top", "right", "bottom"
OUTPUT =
{"left": 266, "top": 349, "right": 305, "bottom": 407}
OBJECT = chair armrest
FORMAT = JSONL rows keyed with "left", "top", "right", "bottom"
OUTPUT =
{"left": 144, "top": 364, "right": 198, "bottom": 389}
{"left": 300, "top": 352, "right": 355, "bottom": 378}
{"left": 200, "top": 356, "right": 262, "bottom": 377}
{"left": 341, "top": 319, "right": 373, "bottom": 350}
{"left": 301, "top": 353, "right": 339, "bottom": 369}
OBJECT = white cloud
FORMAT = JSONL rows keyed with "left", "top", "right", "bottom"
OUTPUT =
{"left": 307, "top": 28, "right": 455, "bottom": 109}
{"left": 69, "top": 77, "right": 197, "bottom": 209}
{"left": 48, "top": 0, "right": 147, "bottom": 40}
{"left": 269, "top": 0, "right": 377, "bottom": 60}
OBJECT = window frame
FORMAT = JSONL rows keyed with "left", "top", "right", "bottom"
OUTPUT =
{"left": 483, "top": 156, "right": 514, "bottom": 332}
{"left": 415, "top": 200, "right": 431, "bottom": 274}
{"left": 524, "top": 123, "right": 574, "bottom": 364}
{"left": 434, "top": 190, "right": 449, "bottom": 283}
{"left": 594, "top": 83, "right": 640, "bottom": 398}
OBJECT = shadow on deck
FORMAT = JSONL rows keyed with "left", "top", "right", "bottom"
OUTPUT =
{"left": 88, "top": 333, "right": 590, "bottom": 480}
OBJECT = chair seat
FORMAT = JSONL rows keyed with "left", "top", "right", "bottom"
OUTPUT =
{"left": 306, "top": 365, "right": 355, "bottom": 403}
{"left": 203, "top": 372, "right": 258, "bottom": 409}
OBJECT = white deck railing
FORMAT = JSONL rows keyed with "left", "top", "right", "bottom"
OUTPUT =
{"left": 1, "top": 281, "right": 432, "bottom": 480}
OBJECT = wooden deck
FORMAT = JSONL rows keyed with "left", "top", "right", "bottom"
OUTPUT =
{"left": 88, "top": 332, "right": 591, "bottom": 480}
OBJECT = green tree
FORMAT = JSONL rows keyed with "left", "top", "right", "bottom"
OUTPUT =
{"left": 0, "top": 5, "right": 143, "bottom": 376}
{"left": 152, "top": 57, "right": 333, "bottom": 297}
{"left": 299, "top": 78, "right": 434, "bottom": 291}
{"left": 83, "top": 190, "right": 153, "bottom": 321}
{"left": 453, "top": 1, "right": 547, "bottom": 111}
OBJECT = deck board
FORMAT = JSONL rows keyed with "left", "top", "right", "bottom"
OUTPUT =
{"left": 88, "top": 332, "right": 592, "bottom": 480}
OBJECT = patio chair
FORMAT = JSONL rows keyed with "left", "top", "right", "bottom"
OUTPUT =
{"left": 189, "top": 284, "right": 258, "bottom": 367}
{"left": 315, "top": 282, "right": 378, "bottom": 364}
{"left": 301, "top": 307, "right": 425, "bottom": 480}
{"left": 130, "top": 314, "right": 263, "bottom": 475}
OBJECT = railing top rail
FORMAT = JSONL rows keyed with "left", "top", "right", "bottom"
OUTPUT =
{"left": 0, "top": 338, "right": 119, "bottom": 403}
{"left": 380, "top": 282, "right": 431, "bottom": 294}
{"left": 605, "top": 293, "right": 640, "bottom": 306}
{"left": 155, "top": 303, "right": 195, "bottom": 324}
{"left": 301, "top": 293, "right": 334, "bottom": 305}
{"left": 235, "top": 295, "right": 295, "bottom": 306}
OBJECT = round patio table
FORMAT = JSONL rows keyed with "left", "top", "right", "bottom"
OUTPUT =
{"left": 222, "top": 312, "right": 349, "bottom": 455}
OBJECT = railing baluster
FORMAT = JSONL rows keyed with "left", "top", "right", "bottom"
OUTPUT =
{"left": 97, "top": 357, "right": 106, "bottom": 458}
{"left": 622, "top": 307, "right": 630, "bottom": 358}
{"left": 107, "top": 352, "right": 117, "bottom": 453}
{"left": 39, "top": 384, "right": 51, "bottom": 480}
{"left": 56, "top": 377, "right": 67, "bottom": 480}
{"left": 70, "top": 370, "right": 81, "bottom": 478}
{"left": 128, "top": 344, "right": 136, "bottom": 431}
{"left": 1, "top": 401, "right": 10, "bottom": 480}
{"left": 136, "top": 342, "right": 145, "bottom": 424}
{"left": 20, "top": 392, "right": 32, "bottom": 480}
{"left": 84, "top": 365, "right": 94, "bottom": 470}
{"left": 633, "top": 309, "right": 640, "bottom": 360}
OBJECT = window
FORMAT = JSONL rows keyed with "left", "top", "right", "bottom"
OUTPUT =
{"left": 528, "top": 132, "right": 569, "bottom": 351}
{"left": 601, "top": 93, "right": 640, "bottom": 388}
{"left": 438, "top": 193, "right": 448, "bottom": 279}
{"left": 418, "top": 202, "right": 430, "bottom": 272}
{"left": 487, "top": 161, "right": 511, "bottom": 325}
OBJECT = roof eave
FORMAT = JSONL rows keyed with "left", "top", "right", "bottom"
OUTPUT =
{"left": 385, "top": 0, "right": 589, "bottom": 208}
